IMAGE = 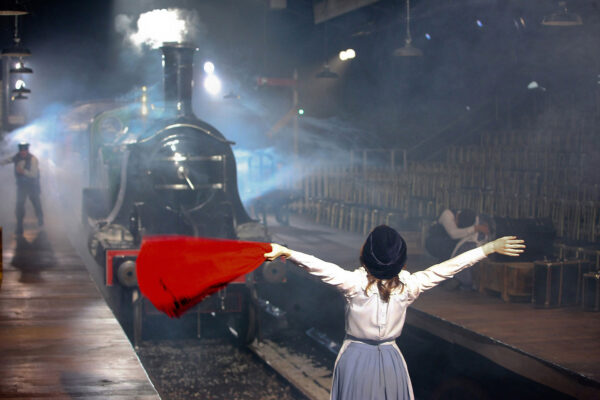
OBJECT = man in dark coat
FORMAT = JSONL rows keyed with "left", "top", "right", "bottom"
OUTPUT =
{"left": 1, "top": 143, "right": 44, "bottom": 235}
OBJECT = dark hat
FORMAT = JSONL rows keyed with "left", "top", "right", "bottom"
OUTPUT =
{"left": 360, "top": 225, "right": 407, "bottom": 280}
{"left": 18, "top": 142, "right": 29, "bottom": 151}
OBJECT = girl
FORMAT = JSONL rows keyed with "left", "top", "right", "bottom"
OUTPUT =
{"left": 264, "top": 225, "right": 525, "bottom": 400}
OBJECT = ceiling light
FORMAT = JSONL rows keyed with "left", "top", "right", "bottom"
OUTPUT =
{"left": 203, "top": 61, "right": 215, "bottom": 74}
{"left": 527, "top": 81, "right": 546, "bottom": 91}
{"left": 0, "top": 0, "right": 27, "bottom": 16}
{"left": 2, "top": 16, "right": 30, "bottom": 57}
{"left": 12, "top": 92, "right": 27, "bottom": 100}
{"left": 339, "top": 48, "right": 356, "bottom": 61}
{"left": 2, "top": 42, "right": 30, "bottom": 57}
{"left": 315, "top": 64, "right": 339, "bottom": 79}
{"left": 10, "top": 59, "right": 32, "bottom": 73}
{"left": 542, "top": 2, "right": 582, "bottom": 26}
{"left": 12, "top": 87, "right": 31, "bottom": 95}
{"left": 203, "top": 74, "right": 221, "bottom": 95}
{"left": 316, "top": 22, "right": 338, "bottom": 78}
{"left": 393, "top": 42, "right": 422, "bottom": 57}
{"left": 393, "top": 0, "right": 422, "bottom": 57}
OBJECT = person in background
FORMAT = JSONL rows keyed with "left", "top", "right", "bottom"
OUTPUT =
{"left": 450, "top": 216, "right": 490, "bottom": 290}
{"left": 264, "top": 225, "right": 524, "bottom": 400}
{"left": 425, "top": 208, "right": 489, "bottom": 262}
{"left": 0, "top": 142, "right": 44, "bottom": 235}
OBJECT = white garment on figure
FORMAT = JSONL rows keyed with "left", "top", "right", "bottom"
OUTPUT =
{"left": 438, "top": 209, "right": 475, "bottom": 239}
{"left": 451, "top": 216, "right": 487, "bottom": 257}
{"left": 289, "top": 247, "right": 486, "bottom": 343}
{"left": 288, "top": 247, "right": 487, "bottom": 399}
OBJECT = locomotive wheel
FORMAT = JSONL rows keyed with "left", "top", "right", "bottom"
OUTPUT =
{"left": 227, "top": 289, "right": 258, "bottom": 346}
{"left": 262, "top": 260, "right": 286, "bottom": 283}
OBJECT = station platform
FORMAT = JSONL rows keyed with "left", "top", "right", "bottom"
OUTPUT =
{"left": 0, "top": 224, "right": 160, "bottom": 399}
{"left": 268, "top": 214, "right": 600, "bottom": 400}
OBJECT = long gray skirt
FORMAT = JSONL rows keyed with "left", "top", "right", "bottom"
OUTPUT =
{"left": 331, "top": 342, "right": 411, "bottom": 400}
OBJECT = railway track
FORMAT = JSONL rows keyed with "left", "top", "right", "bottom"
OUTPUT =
{"left": 248, "top": 339, "right": 331, "bottom": 400}
{"left": 135, "top": 325, "right": 335, "bottom": 400}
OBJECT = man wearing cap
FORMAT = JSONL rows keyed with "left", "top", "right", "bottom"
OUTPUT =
{"left": 0, "top": 143, "right": 44, "bottom": 235}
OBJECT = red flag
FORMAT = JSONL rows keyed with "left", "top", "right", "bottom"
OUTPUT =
{"left": 136, "top": 236, "right": 271, "bottom": 318}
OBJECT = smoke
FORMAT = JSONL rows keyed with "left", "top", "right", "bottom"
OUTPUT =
{"left": 0, "top": 104, "right": 89, "bottom": 255}
{"left": 115, "top": 8, "right": 205, "bottom": 53}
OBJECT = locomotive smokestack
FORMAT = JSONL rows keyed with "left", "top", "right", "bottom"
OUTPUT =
{"left": 160, "top": 42, "right": 197, "bottom": 117}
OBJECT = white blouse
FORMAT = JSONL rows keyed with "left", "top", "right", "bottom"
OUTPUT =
{"left": 439, "top": 209, "right": 476, "bottom": 239}
{"left": 288, "top": 247, "right": 487, "bottom": 342}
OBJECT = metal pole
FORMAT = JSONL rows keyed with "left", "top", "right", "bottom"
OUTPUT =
{"left": 2, "top": 55, "right": 10, "bottom": 134}
{"left": 292, "top": 68, "right": 298, "bottom": 160}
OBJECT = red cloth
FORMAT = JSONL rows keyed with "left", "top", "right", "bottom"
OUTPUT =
{"left": 136, "top": 236, "right": 271, "bottom": 317}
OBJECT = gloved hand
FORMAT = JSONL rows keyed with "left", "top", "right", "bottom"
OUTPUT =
{"left": 482, "top": 236, "right": 526, "bottom": 256}
{"left": 264, "top": 243, "right": 292, "bottom": 261}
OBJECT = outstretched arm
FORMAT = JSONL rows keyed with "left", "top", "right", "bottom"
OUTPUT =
{"left": 264, "top": 244, "right": 359, "bottom": 295}
{"left": 0, "top": 156, "right": 12, "bottom": 166}
{"left": 264, "top": 243, "right": 292, "bottom": 260}
{"left": 406, "top": 236, "right": 525, "bottom": 299}
{"left": 481, "top": 236, "right": 525, "bottom": 257}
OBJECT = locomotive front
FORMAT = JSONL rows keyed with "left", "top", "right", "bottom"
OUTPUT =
{"left": 82, "top": 42, "right": 281, "bottom": 346}
{"left": 126, "top": 42, "right": 255, "bottom": 239}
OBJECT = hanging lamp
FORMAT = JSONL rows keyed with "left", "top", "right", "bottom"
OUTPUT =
{"left": 393, "top": 0, "right": 422, "bottom": 57}
{"left": 542, "top": 2, "right": 582, "bottom": 26}
{"left": 316, "top": 22, "right": 339, "bottom": 79}
{"left": 10, "top": 58, "right": 32, "bottom": 73}
{"left": 2, "top": 16, "right": 31, "bottom": 57}
{"left": 0, "top": 0, "right": 27, "bottom": 16}
{"left": 12, "top": 92, "right": 27, "bottom": 100}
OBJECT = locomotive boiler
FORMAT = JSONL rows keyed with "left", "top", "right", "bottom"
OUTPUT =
{"left": 82, "top": 42, "right": 283, "bottom": 346}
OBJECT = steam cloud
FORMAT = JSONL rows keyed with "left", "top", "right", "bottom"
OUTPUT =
{"left": 115, "top": 8, "right": 203, "bottom": 52}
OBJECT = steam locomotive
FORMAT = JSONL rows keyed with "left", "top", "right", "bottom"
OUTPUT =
{"left": 82, "top": 42, "right": 284, "bottom": 346}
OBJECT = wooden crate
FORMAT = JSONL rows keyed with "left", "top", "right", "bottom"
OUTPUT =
{"left": 478, "top": 260, "right": 534, "bottom": 302}
{"left": 582, "top": 272, "right": 600, "bottom": 311}
{"left": 533, "top": 260, "right": 592, "bottom": 308}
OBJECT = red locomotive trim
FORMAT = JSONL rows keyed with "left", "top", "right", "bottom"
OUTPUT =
{"left": 105, "top": 248, "right": 247, "bottom": 286}
{"left": 105, "top": 249, "right": 140, "bottom": 286}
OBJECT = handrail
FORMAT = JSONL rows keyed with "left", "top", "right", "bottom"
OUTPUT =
{"left": 408, "top": 94, "right": 532, "bottom": 162}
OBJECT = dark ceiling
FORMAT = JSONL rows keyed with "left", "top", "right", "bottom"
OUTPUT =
{"left": 1, "top": 0, "right": 598, "bottom": 148}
